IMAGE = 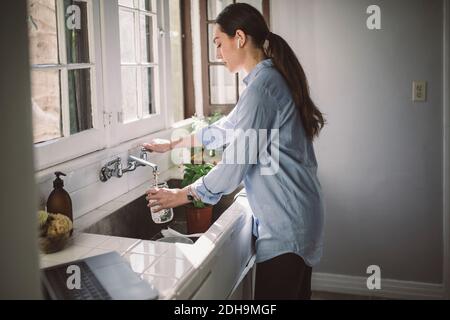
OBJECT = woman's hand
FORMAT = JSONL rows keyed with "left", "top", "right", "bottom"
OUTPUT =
{"left": 142, "top": 139, "right": 172, "bottom": 154}
{"left": 146, "top": 187, "right": 189, "bottom": 211}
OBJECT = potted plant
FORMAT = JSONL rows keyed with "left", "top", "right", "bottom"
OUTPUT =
{"left": 181, "top": 163, "right": 215, "bottom": 234}
{"left": 179, "top": 112, "right": 223, "bottom": 234}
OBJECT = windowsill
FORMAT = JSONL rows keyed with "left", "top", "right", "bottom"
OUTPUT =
{"left": 171, "top": 117, "right": 196, "bottom": 129}
{"left": 35, "top": 118, "right": 196, "bottom": 182}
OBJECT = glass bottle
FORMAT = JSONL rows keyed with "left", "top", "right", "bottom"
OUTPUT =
{"left": 149, "top": 181, "right": 174, "bottom": 224}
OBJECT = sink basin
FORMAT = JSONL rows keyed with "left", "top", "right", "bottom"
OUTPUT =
{"left": 83, "top": 179, "right": 243, "bottom": 243}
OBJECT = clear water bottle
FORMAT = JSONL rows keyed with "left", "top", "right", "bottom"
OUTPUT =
{"left": 149, "top": 182, "right": 174, "bottom": 224}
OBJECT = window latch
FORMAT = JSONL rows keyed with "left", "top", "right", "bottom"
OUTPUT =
{"left": 103, "top": 111, "right": 113, "bottom": 127}
{"left": 159, "top": 28, "right": 165, "bottom": 38}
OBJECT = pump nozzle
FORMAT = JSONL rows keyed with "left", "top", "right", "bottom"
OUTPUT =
{"left": 53, "top": 172, "right": 66, "bottom": 188}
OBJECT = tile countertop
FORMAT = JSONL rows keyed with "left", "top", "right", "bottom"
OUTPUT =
{"left": 40, "top": 166, "right": 252, "bottom": 300}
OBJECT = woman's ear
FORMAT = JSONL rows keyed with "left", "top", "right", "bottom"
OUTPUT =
{"left": 235, "top": 29, "right": 246, "bottom": 48}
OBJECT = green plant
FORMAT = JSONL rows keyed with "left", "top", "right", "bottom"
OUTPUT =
{"left": 182, "top": 112, "right": 222, "bottom": 208}
{"left": 181, "top": 163, "right": 215, "bottom": 208}
{"left": 207, "top": 111, "right": 223, "bottom": 125}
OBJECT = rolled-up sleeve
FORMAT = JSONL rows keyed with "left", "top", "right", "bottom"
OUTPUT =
{"left": 192, "top": 87, "right": 275, "bottom": 205}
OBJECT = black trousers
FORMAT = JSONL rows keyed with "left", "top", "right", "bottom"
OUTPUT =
{"left": 254, "top": 253, "right": 312, "bottom": 300}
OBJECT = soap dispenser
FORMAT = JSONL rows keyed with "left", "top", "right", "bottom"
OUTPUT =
{"left": 46, "top": 172, "right": 73, "bottom": 234}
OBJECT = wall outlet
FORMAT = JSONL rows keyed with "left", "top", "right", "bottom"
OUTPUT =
{"left": 412, "top": 81, "right": 427, "bottom": 102}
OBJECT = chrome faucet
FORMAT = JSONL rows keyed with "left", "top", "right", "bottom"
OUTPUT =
{"left": 99, "top": 148, "right": 158, "bottom": 183}
{"left": 123, "top": 148, "right": 158, "bottom": 174}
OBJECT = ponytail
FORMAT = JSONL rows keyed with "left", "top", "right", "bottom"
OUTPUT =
{"left": 265, "top": 32, "right": 325, "bottom": 140}
{"left": 216, "top": 3, "right": 325, "bottom": 141}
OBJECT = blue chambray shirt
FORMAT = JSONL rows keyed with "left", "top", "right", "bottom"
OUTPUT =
{"left": 192, "top": 59, "right": 324, "bottom": 266}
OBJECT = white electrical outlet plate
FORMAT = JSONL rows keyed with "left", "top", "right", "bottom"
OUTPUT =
{"left": 412, "top": 81, "right": 427, "bottom": 102}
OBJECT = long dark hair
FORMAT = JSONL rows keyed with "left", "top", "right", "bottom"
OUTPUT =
{"left": 216, "top": 3, "right": 325, "bottom": 141}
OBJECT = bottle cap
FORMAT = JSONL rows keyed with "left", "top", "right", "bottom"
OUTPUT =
{"left": 53, "top": 172, "right": 66, "bottom": 188}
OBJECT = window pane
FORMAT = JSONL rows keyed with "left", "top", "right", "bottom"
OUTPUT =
{"left": 121, "top": 67, "right": 139, "bottom": 122}
{"left": 237, "top": 0, "right": 262, "bottom": 13}
{"left": 142, "top": 67, "right": 156, "bottom": 116}
{"left": 28, "top": 0, "right": 59, "bottom": 65}
{"left": 119, "top": 0, "right": 134, "bottom": 8}
{"left": 140, "top": 14, "right": 154, "bottom": 63}
{"left": 210, "top": 65, "right": 237, "bottom": 105}
{"left": 140, "top": 0, "right": 156, "bottom": 12}
{"left": 119, "top": 9, "right": 136, "bottom": 63}
{"left": 68, "top": 69, "right": 93, "bottom": 134}
{"left": 31, "top": 69, "right": 62, "bottom": 143}
{"left": 119, "top": 0, "right": 160, "bottom": 124}
{"left": 207, "top": 0, "right": 233, "bottom": 20}
{"left": 64, "top": 0, "right": 90, "bottom": 63}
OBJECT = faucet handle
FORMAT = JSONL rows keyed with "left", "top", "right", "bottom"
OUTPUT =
{"left": 116, "top": 160, "right": 123, "bottom": 178}
{"left": 106, "top": 157, "right": 121, "bottom": 167}
{"left": 100, "top": 157, "right": 123, "bottom": 182}
{"left": 140, "top": 147, "right": 148, "bottom": 161}
{"left": 99, "top": 167, "right": 110, "bottom": 182}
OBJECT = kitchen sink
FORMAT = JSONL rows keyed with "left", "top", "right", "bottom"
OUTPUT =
{"left": 83, "top": 179, "right": 243, "bottom": 244}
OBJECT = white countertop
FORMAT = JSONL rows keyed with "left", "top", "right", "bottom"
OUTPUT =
{"left": 40, "top": 166, "right": 253, "bottom": 300}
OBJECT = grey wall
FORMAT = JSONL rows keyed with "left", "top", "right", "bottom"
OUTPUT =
{"left": 0, "top": 0, "right": 42, "bottom": 298}
{"left": 272, "top": 0, "right": 444, "bottom": 284}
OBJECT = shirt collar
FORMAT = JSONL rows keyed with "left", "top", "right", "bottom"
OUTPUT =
{"left": 243, "top": 58, "right": 274, "bottom": 86}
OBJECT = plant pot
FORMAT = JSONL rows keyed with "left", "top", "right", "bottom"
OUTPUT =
{"left": 185, "top": 205, "right": 213, "bottom": 234}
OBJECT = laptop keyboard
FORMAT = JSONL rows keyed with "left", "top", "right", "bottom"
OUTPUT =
{"left": 43, "top": 261, "right": 112, "bottom": 300}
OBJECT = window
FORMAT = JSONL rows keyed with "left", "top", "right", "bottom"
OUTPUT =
{"left": 118, "top": 0, "right": 158, "bottom": 123}
{"left": 29, "top": 0, "right": 185, "bottom": 170}
{"left": 106, "top": 0, "right": 183, "bottom": 142}
{"left": 200, "top": 0, "right": 270, "bottom": 116}
{"left": 29, "top": 0, "right": 95, "bottom": 142}
{"left": 28, "top": 0, "right": 105, "bottom": 170}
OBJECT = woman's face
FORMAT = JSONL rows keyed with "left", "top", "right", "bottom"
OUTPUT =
{"left": 213, "top": 24, "right": 242, "bottom": 73}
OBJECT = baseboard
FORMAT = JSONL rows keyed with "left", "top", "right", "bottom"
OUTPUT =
{"left": 312, "top": 272, "right": 445, "bottom": 300}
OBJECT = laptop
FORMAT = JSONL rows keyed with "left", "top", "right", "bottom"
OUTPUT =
{"left": 41, "top": 251, "right": 159, "bottom": 300}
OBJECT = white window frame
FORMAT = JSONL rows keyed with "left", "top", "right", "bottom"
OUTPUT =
{"left": 101, "top": 0, "right": 171, "bottom": 144}
{"left": 33, "top": 0, "right": 106, "bottom": 171}
{"left": 34, "top": 0, "right": 175, "bottom": 170}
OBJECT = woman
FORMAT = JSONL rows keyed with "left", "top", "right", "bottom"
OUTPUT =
{"left": 144, "top": 3, "right": 325, "bottom": 300}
